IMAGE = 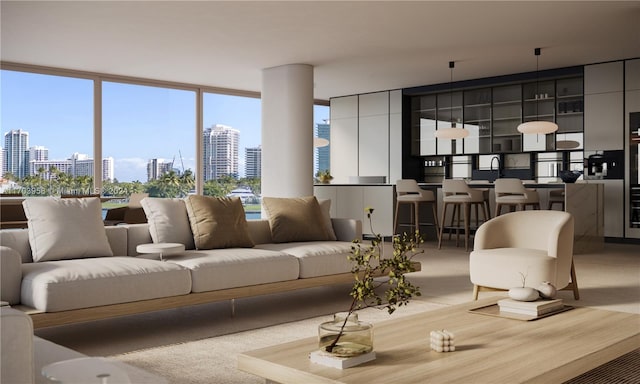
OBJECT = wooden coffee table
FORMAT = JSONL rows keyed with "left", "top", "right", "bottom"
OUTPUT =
{"left": 238, "top": 297, "right": 639, "bottom": 384}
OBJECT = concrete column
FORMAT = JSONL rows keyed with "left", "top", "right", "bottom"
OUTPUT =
{"left": 261, "top": 64, "right": 314, "bottom": 198}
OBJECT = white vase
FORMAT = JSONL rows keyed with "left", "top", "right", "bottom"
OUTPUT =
{"left": 508, "top": 287, "right": 540, "bottom": 301}
{"left": 537, "top": 281, "right": 557, "bottom": 299}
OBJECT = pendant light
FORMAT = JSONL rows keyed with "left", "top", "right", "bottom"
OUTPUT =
{"left": 435, "top": 61, "right": 469, "bottom": 139}
{"left": 517, "top": 48, "right": 558, "bottom": 135}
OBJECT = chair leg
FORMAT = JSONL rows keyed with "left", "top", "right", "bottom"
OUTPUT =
{"left": 463, "top": 203, "right": 470, "bottom": 251}
{"left": 393, "top": 202, "right": 400, "bottom": 234}
{"left": 438, "top": 203, "right": 448, "bottom": 249}
{"left": 472, "top": 285, "right": 479, "bottom": 300}
{"left": 432, "top": 203, "right": 441, "bottom": 244}
{"left": 570, "top": 260, "right": 579, "bottom": 300}
{"left": 413, "top": 202, "right": 420, "bottom": 235}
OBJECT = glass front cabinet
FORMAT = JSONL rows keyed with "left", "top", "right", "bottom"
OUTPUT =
{"left": 407, "top": 72, "right": 584, "bottom": 158}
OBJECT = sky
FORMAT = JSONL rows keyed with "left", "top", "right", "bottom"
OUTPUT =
{"left": 1, "top": 69, "right": 329, "bottom": 181}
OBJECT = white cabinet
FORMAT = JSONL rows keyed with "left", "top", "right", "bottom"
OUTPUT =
{"left": 585, "top": 62, "right": 624, "bottom": 94}
{"left": 359, "top": 92, "right": 390, "bottom": 179}
{"left": 584, "top": 92, "right": 624, "bottom": 150}
{"left": 598, "top": 180, "right": 624, "bottom": 238}
{"left": 330, "top": 91, "right": 402, "bottom": 183}
{"left": 330, "top": 96, "right": 358, "bottom": 184}
{"left": 584, "top": 62, "right": 624, "bottom": 150}
{"left": 314, "top": 185, "right": 395, "bottom": 236}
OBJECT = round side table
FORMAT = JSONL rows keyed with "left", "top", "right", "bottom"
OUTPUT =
{"left": 136, "top": 243, "right": 185, "bottom": 261}
{"left": 42, "top": 357, "right": 131, "bottom": 383}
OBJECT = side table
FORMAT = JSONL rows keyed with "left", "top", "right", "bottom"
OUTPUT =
{"left": 136, "top": 243, "right": 185, "bottom": 261}
{"left": 42, "top": 357, "right": 131, "bottom": 383}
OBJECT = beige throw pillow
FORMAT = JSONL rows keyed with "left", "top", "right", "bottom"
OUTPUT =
{"left": 184, "top": 195, "right": 254, "bottom": 249}
{"left": 22, "top": 197, "right": 114, "bottom": 262}
{"left": 262, "top": 196, "right": 332, "bottom": 243}
{"left": 140, "top": 198, "right": 195, "bottom": 250}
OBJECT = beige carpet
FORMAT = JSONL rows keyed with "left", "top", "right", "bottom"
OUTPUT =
{"left": 111, "top": 301, "right": 446, "bottom": 384}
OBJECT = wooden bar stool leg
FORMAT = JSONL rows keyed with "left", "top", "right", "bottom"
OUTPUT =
{"left": 432, "top": 203, "right": 441, "bottom": 244}
{"left": 413, "top": 202, "right": 420, "bottom": 235}
{"left": 463, "top": 202, "right": 470, "bottom": 251}
{"left": 438, "top": 203, "right": 448, "bottom": 249}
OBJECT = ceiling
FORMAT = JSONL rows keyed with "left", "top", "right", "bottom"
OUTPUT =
{"left": 2, "top": 1, "right": 639, "bottom": 100}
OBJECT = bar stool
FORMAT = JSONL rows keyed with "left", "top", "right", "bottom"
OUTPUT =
{"left": 394, "top": 179, "right": 440, "bottom": 241}
{"left": 438, "top": 179, "right": 488, "bottom": 251}
{"left": 494, "top": 178, "right": 540, "bottom": 216}
{"left": 547, "top": 189, "right": 565, "bottom": 210}
{"left": 467, "top": 180, "right": 492, "bottom": 226}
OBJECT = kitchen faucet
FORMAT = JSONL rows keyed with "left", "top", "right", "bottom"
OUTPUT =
{"left": 490, "top": 156, "right": 501, "bottom": 178}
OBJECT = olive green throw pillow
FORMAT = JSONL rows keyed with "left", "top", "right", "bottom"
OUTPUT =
{"left": 262, "top": 196, "right": 333, "bottom": 243}
{"left": 184, "top": 196, "right": 254, "bottom": 249}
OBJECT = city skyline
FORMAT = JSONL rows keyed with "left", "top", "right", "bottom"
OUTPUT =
{"left": 1, "top": 69, "right": 330, "bottom": 182}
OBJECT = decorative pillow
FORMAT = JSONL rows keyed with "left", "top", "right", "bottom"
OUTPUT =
{"left": 317, "top": 198, "right": 337, "bottom": 241}
{"left": 184, "top": 195, "right": 254, "bottom": 249}
{"left": 140, "top": 198, "right": 195, "bottom": 250}
{"left": 262, "top": 196, "right": 332, "bottom": 243}
{"left": 22, "top": 197, "right": 114, "bottom": 262}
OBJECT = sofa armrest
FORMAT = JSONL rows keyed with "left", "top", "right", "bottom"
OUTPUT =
{"left": 1, "top": 246, "right": 22, "bottom": 305}
{"left": 331, "top": 218, "right": 362, "bottom": 242}
{"left": 120, "top": 224, "right": 153, "bottom": 256}
{"left": 1, "top": 306, "right": 35, "bottom": 384}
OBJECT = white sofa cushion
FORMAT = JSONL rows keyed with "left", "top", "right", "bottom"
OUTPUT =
{"left": 255, "top": 241, "right": 355, "bottom": 278}
{"left": 22, "top": 197, "right": 113, "bottom": 262}
{"left": 166, "top": 249, "right": 299, "bottom": 292}
{"left": 21, "top": 257, "right": 192, "bottom": 312}
{"left": 141, "top": 198, "right": 195, "bottom": 250}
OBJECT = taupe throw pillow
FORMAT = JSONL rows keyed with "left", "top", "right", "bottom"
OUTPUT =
{"left": 262, "top": 196, "right": 332, "bottom": 243}
{"left": 184, "top": 195, "right": 254, "bottom": 249}
{"left": 22, "top": 197, "right": 114, "bottom": 262}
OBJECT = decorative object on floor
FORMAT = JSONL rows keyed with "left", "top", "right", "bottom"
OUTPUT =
{"left": 315, "top": 169, "right": 333, "bottom": 184}
{"left": 430, "top": 330, "right": 455, "bottom": 352}
{"left": 507, "top": 271, "right": 540, "bottom": 301}
{"left": 508, "top": 287, "right": 540, "bottom": 301}
{"left": 559, "top": 170, "right": 582, "bottom": 183}
{"left": 434, "top": 61, "right": 469, "bottom": 140}
{"left": 537, "top": 281, "right": 557, "bottom": 299}
{"left": 316, "top": 208, "right": 423, "bottom": 360}
{"left": 517, "top": 48, "right": 559, "bottom": 135}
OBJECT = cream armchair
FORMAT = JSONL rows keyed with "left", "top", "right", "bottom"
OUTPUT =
{"left": 469, "top": 210, "right": 579, "bottom": 300}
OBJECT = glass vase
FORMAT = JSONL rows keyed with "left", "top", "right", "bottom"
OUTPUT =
{"left": 318, "top": 312, "right": 373, "bottom": 357}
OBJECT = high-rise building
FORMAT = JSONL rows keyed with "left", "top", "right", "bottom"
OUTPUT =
{"left": 3, "top": 129, "right": 29, "bottom": 178}
{"left": 245, "top": 146, "right": 261, "bottom": 179}
{"left": 203, "top": 124, "right": 239, "bottom": 180}
{"left": 29, "top": 145, "right": 49, "bottom": 162}
{"left": 30, "top": 153, "right": 111, "bottom": 180}
{"left": 315, "top": 120, "right": 330, "bottom": 174}
{"left": 103, "top": 157, "right": 114, "bottom": 182}
{"left": 147, "top": 158, "right": 174, "bottom": 181}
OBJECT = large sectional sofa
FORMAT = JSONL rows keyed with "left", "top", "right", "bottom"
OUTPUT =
{"left": 0, "top": 195, "right": 373, "bottom": 329}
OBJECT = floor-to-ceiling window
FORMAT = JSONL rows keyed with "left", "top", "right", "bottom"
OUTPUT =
{"left": 102, "top": 82, "right": 196, "bottom": 198}
{"left": 0, "top": 69, "right": 94, "bottom": 196}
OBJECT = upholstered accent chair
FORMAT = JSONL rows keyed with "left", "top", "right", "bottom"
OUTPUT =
{"left": 469, "top": 210, "right": 579, "bottom": 300}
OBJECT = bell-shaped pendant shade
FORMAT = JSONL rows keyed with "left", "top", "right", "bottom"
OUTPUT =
{"left": 517, "top": 120, "right": 558, "bottom": 135}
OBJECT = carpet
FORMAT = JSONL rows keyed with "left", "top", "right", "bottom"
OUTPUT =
{"left": 111, "top": 301, "right": 446, "bottom": 384}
